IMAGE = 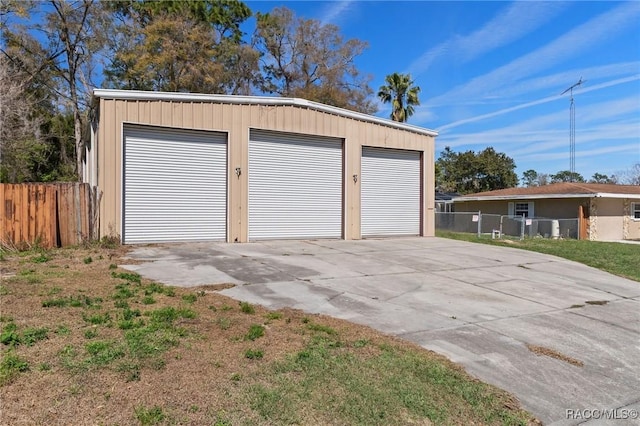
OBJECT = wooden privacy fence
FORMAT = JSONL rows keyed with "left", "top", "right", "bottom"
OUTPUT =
{"left": 1, "top": 183, "right": 101, "bottom": 249}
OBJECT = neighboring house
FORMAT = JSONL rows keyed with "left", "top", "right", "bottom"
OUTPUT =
{"left": 452, "top": 183, "right": 640, "bottom": 241}
{"left": 435, "top": 191, "right": 458, "bottom": 212}
{"left": 86, "top": 89, "right": 437, "bottom": 244}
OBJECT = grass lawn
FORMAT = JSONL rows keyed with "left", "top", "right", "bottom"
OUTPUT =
{"left": 436, "top": 231, "right": 640, "bottom": 282}
{"left": 0, "top": 244, "right": 539, "bottom": 425}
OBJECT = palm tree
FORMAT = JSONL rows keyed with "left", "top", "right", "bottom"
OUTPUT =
{"left": 377, "top": 73, "right": 420, "bottom": 122}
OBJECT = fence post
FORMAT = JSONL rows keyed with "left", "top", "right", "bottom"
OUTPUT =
{"left": 477, "top": 211, "right": 482, "bottom": 237}
{"left": 520, "top": 214, "right": 525, "bottom": 240}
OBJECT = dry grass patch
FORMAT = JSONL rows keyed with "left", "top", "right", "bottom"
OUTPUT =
{"left": 1, "top": 244, "right": 539, "bottom": 425}
{"left": 526, "top": 344, "right": 584, "bottom": 367}
{"left": 191, "top": 283, "right": 237, "bottom": 292}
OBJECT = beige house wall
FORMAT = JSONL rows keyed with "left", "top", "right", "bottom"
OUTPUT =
{"left": 454, "top": 196, "right": 640, "bottom": 241}
{"left": 626, "top": 198, "right": 640, "bottom": 240}
{"left": 454, "top": 198, "right": 588, "bottom": 219}
{"left": 94, "top": 97, "right": 436, "bottom": 242}
{"left": 593, "top": 198, "right": 624, "bottom": 240}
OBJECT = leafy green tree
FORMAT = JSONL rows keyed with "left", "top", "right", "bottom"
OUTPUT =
{"left": 254, "top": 7, "right": 376, "bottom": 113}
{"left": 550, "top": 170, "right": 585, "bottom": 183}
{"left": 377, "top": 73, "right": 420, "bottom": 122}
{"left": 0, "top": 48, "right": 78, "bottom": 183}
{"left": 0, "top": 68, "right": 49, "bottom": 182}
{"left": 1, "top": 33, "right": 48, "bottom": 182}
{"left": 589, "top": 173, "right": 616, "bottom": 184}
{"left": 2, "top": 0, "right": 111, "bottom": 180}
{"left": 105, "top": 0, "right": 258, "bottom": 94}
{"left": 436, "top": 146, "right": 518, "bottom": 194}
{"left": 108, "top": 0, "right": 250, "bottom": 39}
{"left": 521, "top": 169, "right": 538, "bottom": 187}
{"left": 107, "top": 15, "right": 224, "bottom": 92}
{"left": 521, "top": 169, "right": 550, "bottom": 187}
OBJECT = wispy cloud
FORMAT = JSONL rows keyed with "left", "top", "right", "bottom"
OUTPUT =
{"left": 402, "top": 2, "right": 639, "bottom": 176}
{"left": 483, "top": 62, "right": 640, "bottom": 102}
{"left": 436, "top": 119, "right": 639, "bottom": 175}
{"left": 415, "top": 62, "right": 639, "bottom": 133}
{"left": 522, "top": 143, "right": 639, "bottom": 163}
{"left": 429, "top": 2, "right": 640, "bottom": 105}
{"left": 437, "top": 99, "right": 639, "bottom": 149}
{"left": 319, "top": 0, "right": 356, "bottom": 25}
{"left": 406, "top": 1, "right": 568, "bottom": 77}
{"left": 435, "top": 74, "right": 640, "bottom": 132}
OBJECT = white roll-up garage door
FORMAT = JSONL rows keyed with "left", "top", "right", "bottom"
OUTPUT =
{"left": 123, "top": 125, "right": 227, "bottom": 244}
{"left": 249, "top": 129, "right": 343, "bottom": 240}
{"left": 361, "top": 147, "right": 421, "bottom": 237}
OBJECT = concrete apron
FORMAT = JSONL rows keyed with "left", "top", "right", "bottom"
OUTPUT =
{"left": 121, "top": 237, "right": 640, "bottom": 425}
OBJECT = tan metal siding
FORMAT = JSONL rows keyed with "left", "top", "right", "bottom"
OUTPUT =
{"left": 97, "top": 99, "right": 435, "bottom": 242}
{"left": 345, "top": 123, "right": 360, "bottom": 238}
{"left": 100, "top": 100, "right": 116, "bottom": 236}
{"left": 235, "top": 104, "right": 249, "bottom": 242}
{"left": 424, "top": 142, "right": 435, "bottom": 236}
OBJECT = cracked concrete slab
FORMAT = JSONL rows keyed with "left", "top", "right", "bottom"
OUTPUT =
{"left": 408, "top": 324, "right": 633, "bottom": 425}
{"left": 469, "top": 277, "right": 621, "bottom": 309}
{"left": 308, "top": 273, "right": 425, "bottom": 301}
{"left": 122, "top": 237, "right": 640, "bottom": 425}
{"left": 121, "top": 260, "right": 242, "bottom": 287}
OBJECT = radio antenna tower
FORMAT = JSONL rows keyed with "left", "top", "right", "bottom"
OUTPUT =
{"left": 560, "top": 77, "right": 584, "bottom": 181}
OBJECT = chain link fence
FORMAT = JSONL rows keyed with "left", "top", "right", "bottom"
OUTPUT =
{"left": 435, "top": 212, "right": 579, "bottom": 240}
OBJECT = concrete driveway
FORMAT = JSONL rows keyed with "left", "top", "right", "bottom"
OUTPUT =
{"left": 122, "top": 237, "right": 640, "bottom": 425}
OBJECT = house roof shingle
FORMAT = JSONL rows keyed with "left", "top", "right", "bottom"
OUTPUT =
{"left": 454, "top": 183, "right": 640, "bottom": 201}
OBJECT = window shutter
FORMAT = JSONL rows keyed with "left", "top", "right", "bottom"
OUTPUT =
{"left": 508, "top": 202, "right": 514, "bottom": 217}
{"left": 528, "top": 202, "right": 535, "bottom": 218}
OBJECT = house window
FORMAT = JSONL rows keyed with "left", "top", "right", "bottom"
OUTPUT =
{"left": 508, "top": 201, "right": 534, "bottom": 218}
{"left": 515, "top": 203, "right": 530, "bottom": 218}
{"left": 633, "top": 203, "right": 640, "bottom": 220}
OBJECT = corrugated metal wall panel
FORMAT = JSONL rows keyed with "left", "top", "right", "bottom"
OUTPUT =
{"left": 98, "top": 99, "right": 434, "bottom": 241}
{"left": 361, "top": 147, "right": 421, "bottom": 236}
{"left": 249, "top": 129, "right": 343, "bottom": 239}
{"left": 123, "top": 125, "right": 227, "bottom": 243}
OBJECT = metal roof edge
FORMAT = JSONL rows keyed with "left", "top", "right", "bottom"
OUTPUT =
{"left": 92, "top": 88, "right": 439, "bottom": 137}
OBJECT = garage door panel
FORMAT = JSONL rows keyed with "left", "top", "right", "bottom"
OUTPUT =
{"left": 361, "top": 147, "right": 421, "bottom": 237}
{"left": 123, "top": 125, "right": 227, "bottom": 244}
{"left": 249, "top": 130, "right": 343, "bottom": 240}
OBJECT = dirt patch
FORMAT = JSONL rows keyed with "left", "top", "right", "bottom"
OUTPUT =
{"left": 526, "top": 344, "right": 584, "bottom": 367}
{"left": 0, "top": 245, "right": 540, "bottom": 425}
{"left": 190, "top": 283, "right": 237, "bottom": 292}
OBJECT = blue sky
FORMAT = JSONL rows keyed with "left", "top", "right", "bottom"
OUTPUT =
{"left": 245, "top": 1, "right": 640, "bottom": 182}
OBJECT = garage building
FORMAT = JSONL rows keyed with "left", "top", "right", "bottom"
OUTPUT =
{"left": 87, "top": 89, "right": 437, "bottom": 244}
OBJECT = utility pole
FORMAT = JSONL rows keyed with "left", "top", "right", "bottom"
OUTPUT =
{"left": 561, "top": 78, "right": 584, "bottom": 181}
